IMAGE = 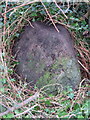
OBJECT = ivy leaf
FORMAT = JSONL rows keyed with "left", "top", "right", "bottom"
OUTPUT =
{"left": 31, "top": 13, "right": 37, "bottom": 17}
{"left": 45, "top": 100, "right": 51, "bottom": 105}
{"left": 0, "top": 87, "right": 4, "bottom": 92}
{"left": 3, "top": 113, "right": 14, "bottom": 118}
{"left": 0, "top": 78, "right": 7, "bottom": 84}
{"left": 45, "top": 108, "right": 50, "bottom": 113}
{"left": 10, "top": 79, "right": 16, "bottom": 82}
{"left": 15, "top": 33, "right": 20, "bottom": 37}
{"left": 0, "top": 22, "right": 3, "bottom": 28}
{"left": 68, "top": 88, "right": 73, "bottom": 92}
{"left": 77, "top": 115, "right": 84, "bottom": 118}
{"left": 68, "top": 93, "right": 74, "bottom": 99}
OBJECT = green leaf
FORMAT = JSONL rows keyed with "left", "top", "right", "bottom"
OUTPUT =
{"left": 4, "top": 113, "right": 14, "bottom": 118}
{"left": 86, "top": 91, "right": 90, "bottom": 96}
{"left": 1, "top": 4, "right": 6, "bottom": 8}
{"left": 31, "top": 13, "right": 37, "bottom": 17}
{"left": 45, "top": 100, "right": 51, "bottom": 105}
{"left": 0, "top": 22, "right": 3, "bottom": 29}
{"left": 34, "top": 105, "right": 40, "bottom": 111}
{"left": 0, "top": 78, "right": 7, "bottom": 84}
{"left": 58, "top": 111, "right": 68, "bottom": 117}
{"left": 1, "top": 52, "right": 5, "bottom": 57}
{"left": 32, "top": 18, "right": 35, "bottom": 22}
{"left": 68, "top": 88, "right": 73, "bottom": 92}
{"left": 51, "top": 109, "right": 55, "bottom": 113}
{"left": 73, "top": 103, "right": 80, "bottom": 110}
{"left": 49, "top": 94, "right": 54, "bottom": 97}
{"left": 0, "top": 87, "right": 4, "bottom": 92}
{"left": 15, "top": 33, "right": 20, "bottom": 37}
{"left": 77, "top": 115, "right": 84, "bottom": 118}
{"left": 15, "top": 110, "right": 22, "bottom": 114}
{"left": 68, "top": 93, "right": 74, "bottom": 99}
{"left": 19, "top": 11, "right": 24, "bottom": 15}
{"left": 0, "top": 65, "right": 4, "bottom": 70}
{"left": 45, "top": 108, "right": 50, "bottom": 113}
{"left": 13, "top": 61, "right": 19, "bottom": 65}
{"left": 8, "top": 69, "right": 13, "bottom": 74}
{"left": 10, "top": 79, "right": 16, "bottom": 82}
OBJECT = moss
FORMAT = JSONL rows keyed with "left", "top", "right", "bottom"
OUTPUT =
{"left": 35, "top": 56, "right": 81, "bottom": 92}
{"left": 36, "top": 71, "right": 52, "bottom": 88}
{"left": 36, "top": 59, "right": 61, "bottom": 88}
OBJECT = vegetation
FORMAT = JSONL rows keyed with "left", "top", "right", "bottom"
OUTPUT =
{"left": 0, "top": 1, "right": 90, "bottom": 119}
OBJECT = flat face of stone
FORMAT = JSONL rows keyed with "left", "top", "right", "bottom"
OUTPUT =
{"left": 13, "top": 22, "right": 81, "bottom": 92}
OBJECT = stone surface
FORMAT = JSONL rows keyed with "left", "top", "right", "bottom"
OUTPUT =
{"left": 13, "top": 22, "right": 81, "bottom": 93}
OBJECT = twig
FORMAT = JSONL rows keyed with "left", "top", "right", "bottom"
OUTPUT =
{"left": 78, "top": 60, "right": 90, "bottom": 75}
{"left": 2, "top": 0, "right": 38, "bottom": 16}
{"left": 14, "top": 104, "right": 39, "bottom": 117}
{"left": 75, "top": 46, "right": 89, "bottom": 76}
{"left": 65, "top": 1, "right": 70, "bottom": 13}
{"left": 40, "top": 83, "right": 63, "bottom": 92}
{"left": 21, "top": 17, "right": 34, "bottom": 28}
{"left": 40, "top": 0, "right": 59, "bottom": 33}
{"left": 3, "top": 0, "right": 7, "bottom": 35}
{"left": 53, "top": 0, "right": 68, "bottom": 19}
{"left": 0, "top": 102, "right": 8, "bottom": 109}
{"left": 1, "top": 0, "right": 17, "bottom": 92}
{"left": 0, "top": 92, "right": 39, "bottom": 117}
{"left": 69, "top": 78, "right": 87, "bottom": 112}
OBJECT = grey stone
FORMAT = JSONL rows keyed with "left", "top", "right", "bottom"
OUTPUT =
{"left": 13, "top": 22, "right": 81, "bottom": 93}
